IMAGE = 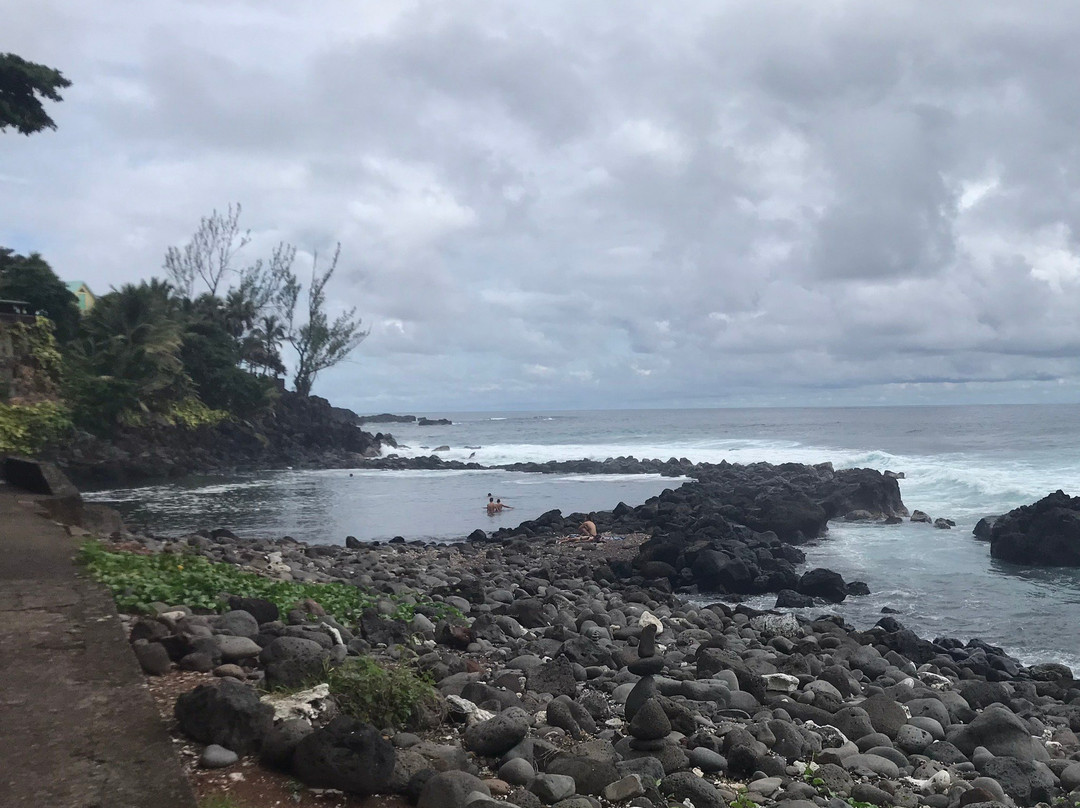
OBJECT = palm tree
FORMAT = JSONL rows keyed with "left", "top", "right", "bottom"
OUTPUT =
{"left": 75, "top": 280, "right": 189, "bottom": 418}
{"left": 223, "top": 288, "right": 257, "bottom": 338}
{"left": 242, "top": 314, "right": 287, "bottom": 376}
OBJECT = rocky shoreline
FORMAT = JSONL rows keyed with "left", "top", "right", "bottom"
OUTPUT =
{"left": 83, "top": 460, "right": 1080, "bottom": 808}
{"left": 41, "top": 392, "right": 395, "bottom": 487}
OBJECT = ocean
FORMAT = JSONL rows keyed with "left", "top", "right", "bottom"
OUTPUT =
{"left": 86, "top": 404, "right": 1080, "bottom": 670}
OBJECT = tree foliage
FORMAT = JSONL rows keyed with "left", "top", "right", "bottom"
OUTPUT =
{"left": 66, "top": 280, "right": 190, "bottom": 425}
{"left": 11, "top": 204, "right": 367, "bottom": 446}
{"left": 178, "top": 294, "right": 278, "bottom": 416}
{"left": 1, "top": 316, "right": 64, "bottom": 402}
{"left": 164, "top": 204, "right": 368, "bottom": 397}
{"left": 0, "top": 248, "right": 81, "bottom": 341}
{"left": 282, "top": 244, "right": 369, "bottom": 397}
{"left": 0, "top": 53, "right": 71, "bottom": 135}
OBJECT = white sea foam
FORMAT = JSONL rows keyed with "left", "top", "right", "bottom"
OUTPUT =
{"left": 387, "top": 436, "right": 1080, "bottom": 520}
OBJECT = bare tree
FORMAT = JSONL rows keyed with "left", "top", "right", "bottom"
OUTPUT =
{"left": 162, "top": 205, "right": 367, "bottom": 395}
{"left": 283, "top": 244, "right": 368, "bottom": 396}
{"left": 164, "top": 204, "right": 250, "bottom": 298}
{"left": 237, "top": 241, "right": 298, "bottom": 318}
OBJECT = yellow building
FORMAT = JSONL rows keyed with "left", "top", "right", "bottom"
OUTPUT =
{"left": 65, "top": 281, "right": 95, "bottom": 314}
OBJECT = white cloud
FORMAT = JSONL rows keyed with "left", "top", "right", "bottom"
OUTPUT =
{"left": 5, "top": 0, "right": 1080, "bottom": 410}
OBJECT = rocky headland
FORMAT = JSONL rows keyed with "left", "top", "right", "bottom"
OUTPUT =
{"left": 40, "top": 392, "right": 395, "bottom": 487}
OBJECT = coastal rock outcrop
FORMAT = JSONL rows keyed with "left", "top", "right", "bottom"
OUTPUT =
{"left": 488, "top": 461, "right": 901, "bottom": 598}
{"left": 43, "top": 392, "right": 393, "bottom": 486}
{"left": 983, "top": 490, "right": 1080, "bottom": 566}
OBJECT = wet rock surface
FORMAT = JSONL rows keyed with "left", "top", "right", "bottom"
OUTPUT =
{"left": 981, "top": 490, "right": 1080, "bottom": 566}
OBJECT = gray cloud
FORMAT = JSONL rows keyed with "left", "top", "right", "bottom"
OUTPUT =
{"left": 4, "top": 0, "right": 1080, "bottom": 411}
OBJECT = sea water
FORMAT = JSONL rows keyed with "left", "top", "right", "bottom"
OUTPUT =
{"left": 87, "top": 404, "right": 1080, "bottom": 668}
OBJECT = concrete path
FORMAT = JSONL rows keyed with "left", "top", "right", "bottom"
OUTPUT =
{"left": 0, "top": 485, "right": 197, "bottom": 808}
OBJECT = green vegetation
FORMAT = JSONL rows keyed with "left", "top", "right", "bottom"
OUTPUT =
{"left": 198, "top": 795, "right": 250, "bottom": 808}
{"left": 798, "top": 763, "right": 881, "bottom": 808}
{"left": 0, "top": 250, "right": 81, "bottom": 340}
{"left": 323, "top": 656, "right": 440, "bottom": 729}
{"left": 0, "top": 316, "right": 65, "bottom": 402}
{"left": 0, "top": 205, "right": 366, "bottom": 449}
{"left": 78, "top": 541, "right": 459, "bottom": 623}
{"left": 0, "top": 52, "right": 71, "bottom": 136}
{"left": 0, "top": 400, "right": 72, "bottom": 455}
{"left": 728, "top": 792, "right": 760, "bottom": 808}
{"left": 0, "top": 317, "right": 73, "bottom": 454}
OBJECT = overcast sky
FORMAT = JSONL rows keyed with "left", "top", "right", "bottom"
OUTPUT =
{"left": 5, "top": 1, "right": 1080, "bottom": 413}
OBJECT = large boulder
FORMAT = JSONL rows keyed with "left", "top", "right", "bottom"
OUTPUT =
{"left": 546, "top": 743, "right": 620, "bottom": 795}
{"left": 861, "top": 695, "right": 908, "bottom": 739}
{"left": 418, "top": 771, "right": 491, "bottom": 808}
{"left": 796, "top": 568, "right": 848, "bottom": 603}
{"left": 527, "top": 656, "right": 577, "bottom": 697}
{"left": 951, "top": 706, "right": 1049, "bottom": 762}
{"left": 259, "top": 636, "right": 330, "bottom": 688}
{"left": 225, "top": 595, "right": 280, "bottom": 624}
{"left": 823, "top": 467, "right": 907, "bottom": 520}
{"left": 978, "top": 757, "right": 1056, "bottom": 805}
{"left": 291, "top": 716, "right": 395, "bottom": 794}
{"left": 988, "top": 490, "right": 1080, "bottom": 565}
{"left": 174, "top": 680, "right": 274, "bottom": 755}
{"left": 213, "top": 609, "right": 261, "bottom": 638}
{"left": 463, "top": 710, "right": 530, "bottom": 757}
{"left": 661, "top": 771, "right": 726, "bottom": 808}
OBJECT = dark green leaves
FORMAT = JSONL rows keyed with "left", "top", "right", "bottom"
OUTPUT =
{"left": 0, "top": 53, "right": 71, "bottom": 135}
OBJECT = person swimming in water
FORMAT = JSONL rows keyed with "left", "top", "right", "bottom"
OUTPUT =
{"left": 486, "top": 496, "right": 498, "bottom": 515}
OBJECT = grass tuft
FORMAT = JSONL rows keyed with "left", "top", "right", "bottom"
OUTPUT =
{"left": 324, "top": 656, "right": 441, "bottom": 730}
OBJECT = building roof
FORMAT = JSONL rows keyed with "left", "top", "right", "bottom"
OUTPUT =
{"left": 65, "top": 281, "right": 90, "bottom": 294}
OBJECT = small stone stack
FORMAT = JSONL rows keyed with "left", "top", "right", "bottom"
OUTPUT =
{"left": 622, "top": 622, "right": 662, "bottom": 723}
{"left": 615, "top": 620, "right": 690, "bottom": 774}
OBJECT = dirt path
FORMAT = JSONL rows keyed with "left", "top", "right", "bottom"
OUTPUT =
{"left": 0, "top": 485, "right": 197, "bottom": 808}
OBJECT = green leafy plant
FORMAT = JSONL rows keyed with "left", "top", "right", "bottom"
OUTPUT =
{"left": 729, "top": 792, "right": 760, "bottom": 808}
{"left": 323, "top": 656, "right": 440, "bottom": 730}
{"left": 199, "top": 795, "right": 249, "bottom": 808}
{"left": 0, "top": 400, "right": 72, "bottom": 455}
{"left": 162, "top": 396, "right": 229, "bottom": 428}
{"left": 78, "top": 541, "right": 460, "bottom": 623}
